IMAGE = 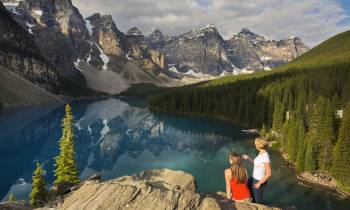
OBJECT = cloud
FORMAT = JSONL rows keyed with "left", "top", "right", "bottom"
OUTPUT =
{"left": 72, "top": 0, "right": 350, "bottom": 46}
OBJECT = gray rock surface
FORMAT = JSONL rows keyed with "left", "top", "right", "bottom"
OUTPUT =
{"left": 148, "top": 26, "right": 309, "bottom": 75}
{"left": 161, "top": 24, "right": 232, "bottom": 75}
{"left": 0, "top": 0, "right": 309, "bottom": 96}
{"left": 13, "top": 0, "right": 90, "bottom": 79}
{"left": 227, "top": 29, "right": 309, "bottom": 70}
{"left": 42, "top": 169, "right": 281, "bottom": 210}
{"left": 0, "top": 1, "right": 59, "bottom": 92}
{"left": 0, "top": 65, "right": 63, "bottom": 108}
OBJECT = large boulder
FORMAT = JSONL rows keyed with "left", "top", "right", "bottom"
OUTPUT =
{"left": 42, "top": 169, "right": 281, "bottom": 210}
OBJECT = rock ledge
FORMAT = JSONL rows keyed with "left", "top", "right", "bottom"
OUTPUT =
{"left": 36, "top": 169, "right": 282, "bottom": 210}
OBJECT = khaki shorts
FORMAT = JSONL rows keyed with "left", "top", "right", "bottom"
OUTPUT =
{"left": 233, "top": 197, "right": 252, "bottom": 203}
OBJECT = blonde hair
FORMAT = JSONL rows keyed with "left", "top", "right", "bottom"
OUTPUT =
{"left": 229, "top": 153, "right": 248, "bottom": 184}
{"left": 255, "top": 137, "right": 268, "bottom": 149}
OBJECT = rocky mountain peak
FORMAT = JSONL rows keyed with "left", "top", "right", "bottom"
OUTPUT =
{"left": 286, "top": 35, "right": 303, "bottom": 42}
{"left": 239, "top": 28, "right": 254, "bottom": 34}
{"left": 86, "top": 12, "right": 127, "bottom": 61}
{"left": 179, "top": 24, "right": 221, "bottom": 42}
{"left": 23, "top": 0, "right": 74, "bottom": 18}
{"left": 86, "top": 13, "right": 116, "bottom": 30}
{"left": 197, "top": 24, "right": 219, "bottom": 36}
{"left": 237, "top": 28, "right": 265, "bottom": 41}
{"left": 200, "top": 24, "right": 217, "bottom": 31}
{"left": 147, "top": 28, "right": 165, "bottom": 48}
{"left": 127, "top": 27, "right": 144, "bottom": 36}
{"left": 149, "top": 28, "right": 164, "bottom": 40}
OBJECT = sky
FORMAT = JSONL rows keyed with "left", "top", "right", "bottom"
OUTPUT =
{"left": 72, "top": 0, "right": 350, "bottom": 47}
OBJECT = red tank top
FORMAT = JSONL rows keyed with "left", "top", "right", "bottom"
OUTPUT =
{"left": 230, "top": 177, "right": 251, "bottom": 200}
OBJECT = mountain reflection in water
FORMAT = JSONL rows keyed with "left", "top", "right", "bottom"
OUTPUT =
{"left": 0, "top": 98, "right": 349, "bottom": 210}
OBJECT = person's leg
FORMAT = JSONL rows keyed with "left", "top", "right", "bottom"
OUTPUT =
{"left": 254, "top": 180, "right": 267, "bottom": 204}
{"left": 247, "top": 177, "right": 255, "bottom": 202}
{"left": 252, "top": 178, "right": 262, "bottom": 203}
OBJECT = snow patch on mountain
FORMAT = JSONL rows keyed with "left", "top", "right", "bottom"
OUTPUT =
{"left": 87, "top": 53, "right": 91, "bottom": 64}
{"left": 3, "top": 1, "right": 21, "bottom": 15}
{"left": 26, "top": 22, "right": 35, "bottom": 34}
{"left": 126, "top": 52, "right": 133, "bottom": 61}
{"left": 85, "top": 19, "right": 93, "bottom": 36}
{"left": 94, "top": 42, "right": 110, "bottom": 70}
{"left": 261, "top": 56, "right": 272, "bottom": 61}
{"left": 184, "top": 70, "right": 202, "bottom": 77}
{"left": 74, "top": 59, "right": 84, "bottom": 72}
{"left": 99, "top": 119, "right": 110, "bottom": 141}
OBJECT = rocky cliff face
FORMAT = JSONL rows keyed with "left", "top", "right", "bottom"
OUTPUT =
{"left": 2, "top": 0, "right": 173, "bottom": 95}
{"left": 42, "top": 169, "right": 281, "bottom": 210}
{"left": 85, "top": 13, "right": 127, "bottom": 71}
{"left": 2, "top": 0, "right": 90, "bottom": 80}
{"left": 160, "top": 24, "right": 232, "bottom": 75}
{"left": 147, "top": 26, "right": 309, "bottom": 75}
{"left": 1, "top": 0, "right": 309, "bottom": 95}
{"left": 0, "top": 1, "right": 59, "bottom": 92}
{"left": 125, "top": 26, "right": 168, "bottom": 72}
{"left": 227, "top": 29, "right": 309, "bottom": 70}
{"left": 85, "top": 14, "right": 168, "bottom": 74}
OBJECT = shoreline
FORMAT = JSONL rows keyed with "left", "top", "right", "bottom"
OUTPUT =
{"left": 297, "top": 172, "right": 350, "bottom": 198}
{"left": 149, "top": 108, "right": 350, "bottom": 199}
{"left": 276, "top": 148, "right": 350, "bottom": 198}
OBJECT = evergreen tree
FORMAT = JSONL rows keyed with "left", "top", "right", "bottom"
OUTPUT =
{"left": 305, "top": 137, "right": 316, "bottom": 173}
{"left": 272, "top": 100, "right": 284, "bottom": 134}
{"left": 332, "top": 103, "right": 350, "bottom": 186}
{"left": 281, "top": 121, "right": 289, "bottom": 152}
{"left": 260, "top": 124, "right": 268, "bottom": 137}
{"left": 317, "top": 99, "right": 335, "bottom": 171}
{"left": 54, "top": 104, "right": 80, "bottom": 185}
{"left": 287, "top": 116, "right": 304, "bottom": 162}
{"left": 30, "top": 163, "right": 48, "bottom": 208}
{"left": 332, "top": 94, "right": 342, "bottom": 111}
{"left": 287, "top": 119, "right": 298, "bottom": 161}
{"left": 296, "top": 119, "right": 306, "bottom": 172}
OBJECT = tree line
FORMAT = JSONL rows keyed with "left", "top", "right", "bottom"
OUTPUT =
{"left": 149, "top": 62, "right": 350, "bottom": 191}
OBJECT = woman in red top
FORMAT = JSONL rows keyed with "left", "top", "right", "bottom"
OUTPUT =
{"left": 224, "top": 153, "right": 252, "bottom": 202}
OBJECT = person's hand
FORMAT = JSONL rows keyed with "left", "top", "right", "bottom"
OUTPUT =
{"left": 242, "top": 155, "right": 250, "bottom": 160}
{"left": 254, "top": 182, "right": 261, "bottom": 189}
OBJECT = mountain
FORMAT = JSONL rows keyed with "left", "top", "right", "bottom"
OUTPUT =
{"left": 1, "top": 0, "right": 309, "bottom": 96}
{"left": 149, "top": 30, "right": 350, "bottom": 191}
{"left": 1, "top": 0, "right": 174, "bottom": 94}
{"left": 2, "top": 0, "right": 91, "bottom": 80}
{"left": 0, "top": 65, "right": 63, "bottom": 108}
{"left": 150, "top": 29, "right": 350, "bottom": 119}
{"left": 226, "top": 29, "right": 309, "bottom": 71}
{"left": 0, "top": 0, "right": 59, "bottom": 92}
{"left": 75, "top": 13, "right": 174, "bottom": 94}
{"left": 147, "top": 26, "right": 309, "bottom": 75}
{"left": 157, "top": 24, "right": 232, "bottom": 75}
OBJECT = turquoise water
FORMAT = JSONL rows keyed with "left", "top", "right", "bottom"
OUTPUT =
{"left": 0, "top": 98, "right": 349, "bottom": 210}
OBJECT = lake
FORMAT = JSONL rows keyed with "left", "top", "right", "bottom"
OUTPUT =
{"left": 0, "top": 98, "right": 349, "bottom": 210}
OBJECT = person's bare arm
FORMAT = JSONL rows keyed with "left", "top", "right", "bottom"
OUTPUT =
{"left": 224, "top": 169, "right": 232, "bottom": 199}
{"left": 254, "top": 163, "right": 272, "bottom": 189}
{"left": 242, "top": 155, "right": 254, "bottom": 163}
